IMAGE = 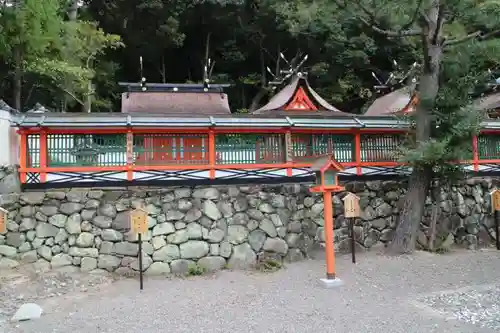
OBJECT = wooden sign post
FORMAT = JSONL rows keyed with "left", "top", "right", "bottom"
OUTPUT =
{"left": 130, "top": 207, "right": 149, "bottom": 290}
{"left": 491, "top": 189, "right": 500, "bottom": 250}
{"left": 0, "top": 207, "right": 8, "bottom": 234}
{"left": 343, "top": 193, "right": 360, "bottom": 263}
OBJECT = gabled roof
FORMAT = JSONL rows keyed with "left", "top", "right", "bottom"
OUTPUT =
{"left": 120, "top": 81, "right": 231, "bottom": 116}
{"left": 252, "top": 75, "right": 350, "bottom": 116}
{"left": 366, "top": 88, "right": 500, "bottom": 118}
{"left": 121, "top": 92, "right": 231, "bottom": 115}
{"left": 364, "top": 87, "right": 417, "bottom": 116}
{"left": 477, "top": 92, "right": 500, "bottom": 111}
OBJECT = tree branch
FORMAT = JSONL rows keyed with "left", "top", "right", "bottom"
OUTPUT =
{"left": 351, "top": 0, "right": 376, "bottom": 22}
{"left": 59, "top": 87, "right": 85, "bottom": 106}
{"left": 359, "top": 17, "right": 421, "bottom": 36}
{"left": 479, "top": 29, "right": 500, "bottom": 41}
{"left": 333, "top": 0, "right": 421, "bottom": 37}
{"left": 443, "top": 29, "right": 500, "bottom": 47}
{"left": 401, "top": 0, "right": 424, "bottom": 31}
{"left": 432, "top": 2, "right": 446, "bottom": 45}
{"left": 443, "top": 31, "right": 481, "bottom": 46}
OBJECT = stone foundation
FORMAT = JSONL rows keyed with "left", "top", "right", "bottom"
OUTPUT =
{"left": 0, "top": 165, "right": 20, "bottom": 194}
{"left": 0, "top": 178, "right": 497, "bottom": 274}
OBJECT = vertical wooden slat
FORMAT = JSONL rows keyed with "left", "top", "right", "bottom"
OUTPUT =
{"left": 126, "top": 130, "right": 133, "bottom": 181}
{"left": 285, "top": 130, "right": 293, "bottom": 176}
{"left": 39, "top": 130, "right": 47, "bottom": 182}
{"left": 209, "top": 130, "right": 215, "bottom": 179}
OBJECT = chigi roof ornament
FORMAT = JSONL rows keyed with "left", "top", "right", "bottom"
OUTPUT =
{"left": 118, "top": 46, "right": 232, "bottom": 116}
{"left": 139, "top": 56, "right": 147, "bottom": 92}
{"left": 485, "top": 69, "right": 500, "bottom": 93}
{"left": 371, "top": 60, "right": 419, "bottom": 94}
{"left": 267, "top": 52, "right": 309, "bottom": 88}
{"left": 365, "top": 60, "right": 420, "bottom": 117}
{"left": 203, "top": 57, "right": 215, "bottom": 92}
{"left": 253, "top": 50, "right": 348, "bottom": 116}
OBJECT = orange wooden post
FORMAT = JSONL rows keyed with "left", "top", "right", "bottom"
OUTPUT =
{"left": 39, "top": 130, "right": 48, "bottom": 182}
{"left": 310, "top": 155, "right": 345, "bottom": 288}
{"left": 354, "top": 132, "right": 361, "bottom": 175}
{"left": 323, "top": 190, "right": 336, "bottom": 279}
{"left": 208, "top": 130, "right": 216, "bottom": 179}
{"left": 19, "top": 130, "right": 27, "bottom": 183}
{"left": 472, "top": 135, "right": 479, "bottom": 171}
{"left": 126, "top": 130, "right": 134, "bottom": 181}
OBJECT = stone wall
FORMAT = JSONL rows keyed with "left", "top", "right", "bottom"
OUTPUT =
{"left": 0, "top": 165, "right": 20, "bottom": 194}
{"left": 342, "top": 178, "right": 497, "bottom": 251}
{"left": 0, "top": 179, "right": 497, "bottom": 274}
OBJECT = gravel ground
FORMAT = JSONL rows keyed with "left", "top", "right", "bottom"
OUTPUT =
{"left": 0, "top": 266, "right": 116, "bottom": 329}
{"left": 2, "top": 248, "right": 500, "bottom": 333}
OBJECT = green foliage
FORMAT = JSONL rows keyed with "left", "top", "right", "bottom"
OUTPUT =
{"left": 0, "top": 0, "right": 498, "bottom": 120}
{"left": 0, "top": 0, "right": 62, "bottom": 57}
{"left": 187, "top": 263, "right": 206, "bottom": 276}
{"left": 255, "top": 256, "right": 283, "bottom": 272}
{"left": 399, "top": 38, "right": 500, "bottom": 178}
{"left": 56, "top": 20, "right": 123, "bottom": 110}
{"left": 0, "top": 0, "right": 123, "bottom": 111}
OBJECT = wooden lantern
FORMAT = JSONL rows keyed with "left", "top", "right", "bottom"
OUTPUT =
{"left": 310, "top": 155, "right": 345, "bottom": 193}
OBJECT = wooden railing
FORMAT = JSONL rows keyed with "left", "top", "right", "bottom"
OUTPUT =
{"left": 19, "top": 127, "right": 496, "bottom": 184}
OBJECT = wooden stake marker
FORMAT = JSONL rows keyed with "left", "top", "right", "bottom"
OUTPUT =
{"left": 130, "top": 206, "right": 149, "bottom": 290}
{"left": 343, "top": 193, "right": 360, "bottom": 263}
{"left": 0, "top": 207, "right": 7, "bottom": 234}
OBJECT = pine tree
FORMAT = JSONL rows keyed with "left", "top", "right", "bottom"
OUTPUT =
{"left": 271, "top": 0, "right": 500, "bottom": 253}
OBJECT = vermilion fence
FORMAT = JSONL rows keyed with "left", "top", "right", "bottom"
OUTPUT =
{"left": 18, "top": 128, "right": 495, "bottom": 185}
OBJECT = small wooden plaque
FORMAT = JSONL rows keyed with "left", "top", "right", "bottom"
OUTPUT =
{"left": 0, "top": 207, "right": 7, "bottom": 233}
{"left": 126, "top": 132, "right": 134, "bottom": 165}
{"left": 343, "top": 193, "right": 360, "bottom": 218}
{"left": 130, "top": 208, "right": 148, "bottom": 234}
{"left": 285, "top": 131, "right": 293, "bottom": 163}
{"left": 491, "top": 189, "right": 500, "bottom": 212}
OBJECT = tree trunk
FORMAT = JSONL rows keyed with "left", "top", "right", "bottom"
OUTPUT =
{"left": 248, "top": 88, "right": 268, "bottom": 112}
{"left": 388, "top": 2, "right": 442, "bottom": 254}
{"left": 249, "top": 39, "right": 268, "bottom": 112}
{"left": 428, "top": 181, "right": 440, "bottom": 251}
{"left": 83, "top": 81, "right": 93, "bottom": 113}
{"left": 390, "top": 167, "right": 432, "bottom": 253}
{"left": 13, "top": 47, "right": 22, "bottom": 111}
{"left": 63, "top": 0, "right": 79, "bottom": 112}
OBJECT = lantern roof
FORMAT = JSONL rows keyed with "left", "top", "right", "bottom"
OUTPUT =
{"left": 310, "top": 155, "right": 344, "bottom": 172}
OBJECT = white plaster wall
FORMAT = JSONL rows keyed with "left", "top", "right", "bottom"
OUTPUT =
{"left": 0, "top": 109, "right": 19, "bottom": 166}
